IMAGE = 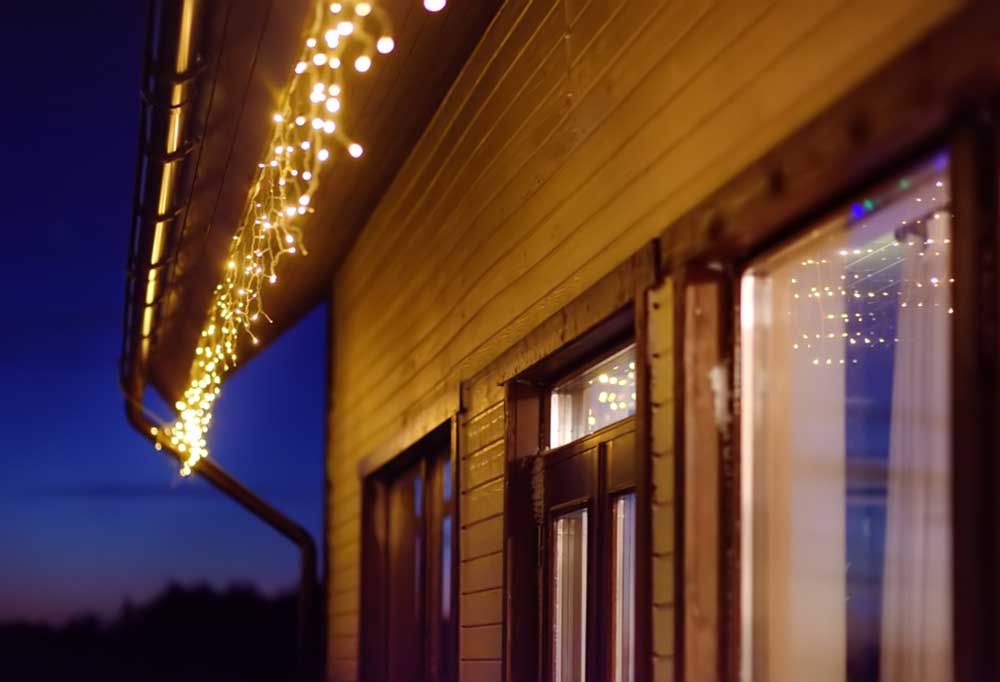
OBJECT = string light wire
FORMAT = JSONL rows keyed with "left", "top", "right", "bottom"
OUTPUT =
{"left": 153, "top": 0, "right": 404, "bottom": 475}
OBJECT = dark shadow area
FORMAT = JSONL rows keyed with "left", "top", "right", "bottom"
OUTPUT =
{"left": 0, "top": 582, "right": 317, "bottom": 682}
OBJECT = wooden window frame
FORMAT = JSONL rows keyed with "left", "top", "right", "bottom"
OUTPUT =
{"left": 664, "top": 6, "right": 1000, "bottom": 678}
{"left": 359, "top": 420, "right": 460, "bottom": 682}
{"left": 506, "top": 304, "right": 650, "bottom": 682}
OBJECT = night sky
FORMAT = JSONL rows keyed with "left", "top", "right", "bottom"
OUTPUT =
{"left": 0, "top": 3, "right": 326, "bottom": 623}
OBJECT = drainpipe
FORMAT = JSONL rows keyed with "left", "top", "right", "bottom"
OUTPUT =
{"left": 123, "top": 384, "right": 319, "bottom": 681}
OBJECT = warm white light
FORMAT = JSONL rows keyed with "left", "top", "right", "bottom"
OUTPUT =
{"left": 161, "top": 0, "right": 393, "bottom": 475}
{"left": 423, "top": 0, "right": 446, "bottom": 11}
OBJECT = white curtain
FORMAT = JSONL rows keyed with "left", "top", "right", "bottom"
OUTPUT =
{"left": 745, "top": 223, "right": 847, "bottom": 682}
{"left": 879, "top": 214, "right": 953, "bottom": 681}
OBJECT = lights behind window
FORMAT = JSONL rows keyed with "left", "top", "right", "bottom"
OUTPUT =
{"left": 550, "top": 344, "right": 637, "bottom": 448}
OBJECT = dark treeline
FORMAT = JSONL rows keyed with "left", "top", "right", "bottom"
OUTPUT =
{"left": 0, "top": 582, "right": 307, "bottom": 681}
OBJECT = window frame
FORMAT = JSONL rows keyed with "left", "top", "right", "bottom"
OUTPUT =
{"left": 506, "top": 305, "right": 646, "bottom": 682}
{"left": 359, "top": 420, "right": 459, "bottom": 682}
{"left": 668, "top": 110, "right": 1000, "bottom": 682}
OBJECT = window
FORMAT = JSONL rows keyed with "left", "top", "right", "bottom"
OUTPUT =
{"left": 537, "top": 337, "right": 639, "bottom": 682}
{"left": 552, "top": 508, "right": 588, "bottom": 682}
{"left": 611, "top": 493, "right": 636, "bottom": 682}
{"left": 551, "top": 345, "right": 637, "bottom": 447}
{"left": 740, "top": 153, "right": 953, "bottom": 681}
{"left": 361, "top": 424, "right": 456, "bottom": 682}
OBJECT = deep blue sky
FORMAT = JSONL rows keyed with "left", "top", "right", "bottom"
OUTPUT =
{"left": 0, "top": 3, "right": 326, "bottom": 623}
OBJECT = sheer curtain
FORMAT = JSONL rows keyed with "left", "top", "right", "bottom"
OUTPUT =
{"left": 744, "top": 223, "right": 847, "bottom": 682}
{"left": 880, "top": 213, "right": 953, "bottom": 682}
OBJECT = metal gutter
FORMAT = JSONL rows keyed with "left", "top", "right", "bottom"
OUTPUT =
{"left": 121, "top": 1, "right": 320, "bottom": 678}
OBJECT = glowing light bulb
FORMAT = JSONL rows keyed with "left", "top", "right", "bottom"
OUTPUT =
{"left": 295, "top": 115, "right": 306, "bottom": 126}
{"left": 356, "top": 2, "right": 372, "bottom": 16}
{"left": 354, "top": 55, "right": 371, "bottom": 72}
{"left": 325, "top": 97, "right": 341, "bottom": 113}
{"left": 329, "top": 57, "right": 341, "bottom": 69}
{"left": 301, "top": 140, "right": 311, "bottom": 150}
{"left": 298, "top": 195, "right": 311, "bottom": 206}
{"left": 317, "top": 149, "right": 330, "bottom": 161}
{"left": 324, "top": 30, "right": 340, "bottom": 48}
{"left": 306, "top": 37, "right": 317, "bottom": 48}
{"left": 313, "top": 53, "right": 328, "bottom": 66}
{"left": 312, "top": 117, "right": 324, "bottom": 129}
{"left": 424, "top": 0, "right": 446, "bottom": 11}
{"left": 337, "top": 21, "right": 354, "bottom": 36}
{"left": 348, "top": 143, "right": 363, "bottom": 158}
{"left": 323, "top": 120, "right": 336, "bottom": 134}
{"left": 273, "top": 113, "right": 284, "bottom": 123}
{"left": 329, "top": 2, "right": 342, "bottom": 13}
{"left": 328, "top": 84, "right": 341, "bottom": 96}
{"left": 295, "top": 61, "right": 307, "bottom": 74}
{"left": 377, "top": 36, "right": 395, "bottom": 54}
{"left": 302, "top": 171, "right": 312, "bottom": 181}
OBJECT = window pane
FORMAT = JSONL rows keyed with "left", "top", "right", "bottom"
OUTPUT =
{"left": 552, "top": 508, "right": 588, "bottom": 682}
{"left": 612, "top": 494, "right": 636, "bottom": 682}
{"left": 740, "top": 153, "right": 952, "bottom": 682}
{"left": 551, "top": 344, "right": 636, "bottom": 447}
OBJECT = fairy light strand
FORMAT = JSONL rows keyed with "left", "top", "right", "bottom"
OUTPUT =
{"left": 152, "top": 0, "right": 407, "bottom": 475}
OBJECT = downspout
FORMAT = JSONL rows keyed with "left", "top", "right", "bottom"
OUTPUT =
{"left": 123, "top": 385, "right": 319, "bottom": 680}
{"left": 121, "top": 1, "right": 320, "bottom": 678}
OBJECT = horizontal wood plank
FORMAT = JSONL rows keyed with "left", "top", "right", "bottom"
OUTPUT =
{"left": 460, "top": 588, "right": 504, "bottom": 627}
{"left": 460, "top": 624, "right": 503, "bottom": 660}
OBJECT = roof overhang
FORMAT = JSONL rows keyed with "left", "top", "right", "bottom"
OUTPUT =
{"left": 122, "top": 0, "right": 502, "bottom": 405}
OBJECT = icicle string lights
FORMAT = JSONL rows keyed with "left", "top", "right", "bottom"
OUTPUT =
{"left": 154, "top": 1, "right": 400, "bottom": 475}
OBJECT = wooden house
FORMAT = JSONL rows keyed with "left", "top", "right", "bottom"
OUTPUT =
{"left": 122, "top": 0, "right": 1000, "bottom": 680}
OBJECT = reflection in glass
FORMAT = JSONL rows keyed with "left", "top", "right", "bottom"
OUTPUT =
{"left": 740, "top": 153, "right": 952, "bottom": 682}
{"left": 551, "top": 344, "right": 637, "bottom": 448}
{"left": 612, "top": 494, "right": 636, "bottom": 682}
{"left": 441, "top": 515, "right": 452, "bottom": 619}
{"left": 552, "top": 509, "right": 588, "bottom": 682}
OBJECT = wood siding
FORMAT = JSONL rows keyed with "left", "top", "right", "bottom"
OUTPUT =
{"left": 325, "top": 0, "right": 961, "bottom": 679}
{"left": 458, "top": 403, "right": 505, "bottom": 682}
